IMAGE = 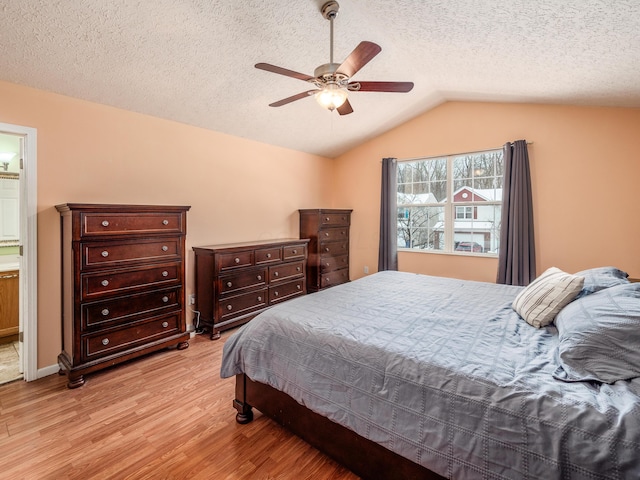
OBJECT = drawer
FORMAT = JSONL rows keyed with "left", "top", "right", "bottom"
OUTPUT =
{"left": 82, "top": 288, "right": 181, "bottom": 330}
{"left": 320, "top": 213, "right": 351, "bottom": 226}
{"left": 82, "top": 314, "right": 180, "bottom": 361}
{"left": 283, "top": 244, "right": 306, "bottom": 260}
{"left": 269, "top": 261, "right": 304, "bottom": 283}
{"left": 81, "top": 262, "right": 181, "bottom": 300}
{"left": 320, "top": 269, "right": 349, "bottom": 289}
{"left": 320, "top": 254, "right": 349, "bottom": 273}
{"left": 82, "top": 212, "right": 184, "bottom": 237}
{"left": 81, "top": 237, "right": 181, "bottom": 269}
{"left": 318, "top": 227, "right": 349, "bottom": 242}
{"left": 269, "top": 279, "right": 305, "bottom": 304}
{"left": 255, "top": 247, "right": 282, "bottom": 265}
{"left": 218, "top": 288, "right": 268, "bottom": 321}
{"left": 320, "top": 241, "right": 349, "bottom": 257}
{"left": 219, "top": 268, "right": 267, "bottom": 295}
{"left": 218, "top": 251, "right": 253, "bottom": 271}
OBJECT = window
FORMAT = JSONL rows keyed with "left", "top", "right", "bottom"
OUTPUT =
{"left": 455, "top": 206, "right": 475, "bottom": 219}
{"left": 397, "top": 149, "right": 503, "bottom": 255}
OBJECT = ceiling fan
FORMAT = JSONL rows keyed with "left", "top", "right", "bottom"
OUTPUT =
{"left": 255, "top": 0, "right": 414, "bottom": 115}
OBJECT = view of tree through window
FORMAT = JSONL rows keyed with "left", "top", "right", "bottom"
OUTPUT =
{"left": 397, "top": 149, "right": 504, "bottom": 255}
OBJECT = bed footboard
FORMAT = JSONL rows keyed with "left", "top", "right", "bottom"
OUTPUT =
{"left": 233, "top": 374, "right": 445, "bottom": 480}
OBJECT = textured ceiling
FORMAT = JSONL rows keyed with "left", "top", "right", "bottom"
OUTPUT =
{"left": 1, "top": 1, "right": 639, "bottom": 158}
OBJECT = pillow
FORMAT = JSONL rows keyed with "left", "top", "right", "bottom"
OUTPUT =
{"left": 553, "top": 283, "right": 640, "bottom": 383}
{"left": 574, "top": 266, "right": 629, "bottom": 298}
{"left": 512, "top": 267, "right": 584, "bottom": 328}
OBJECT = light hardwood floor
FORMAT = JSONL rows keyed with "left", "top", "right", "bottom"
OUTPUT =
{"left": 0, "top": 331, "right": 359, "bottom": 479}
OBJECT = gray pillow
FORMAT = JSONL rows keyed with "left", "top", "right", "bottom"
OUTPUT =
{"left": 574, "top": 266, "right": 629, "bottom": 298}
{"left": 553, "top": 283, "right": 640, "bottom": 384}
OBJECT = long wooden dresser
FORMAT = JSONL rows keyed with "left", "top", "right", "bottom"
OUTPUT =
{"left": 299, "top": 209, "right": 352, "bottom": 292}
{"left": 56, "top": 203, "right": 191, "bottom": 388}
{"left": 193, "top": 238, "right": 309, "bottom": 339}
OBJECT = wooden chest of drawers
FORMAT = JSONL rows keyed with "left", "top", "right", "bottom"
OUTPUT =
{"left": 299, "top": 209, "right": 352, "bottom": 292}
{"left": 56, "top": 203, "right": 191, "bottom": 388}
{"left": 193, "top": 239, "right": 309, "bottom": 339}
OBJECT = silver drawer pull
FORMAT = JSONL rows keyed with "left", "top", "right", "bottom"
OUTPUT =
{"left": 326, "top": 263, "right": 330, "bottom": 267}
{"left": 162, "top": 296, "right": 169, "bottom": 303}
{"left": 274, "top": 291, "right": 279, "bottom": 297}
{"left": 257, "top": 275, "right": 262, "bottom": 281}
{"left": 162, "top": 321, "right": 169, "bottom": 328}
{"left": 162, "top": 271, "right": 168, "bottom": 277}
{"left": 101, "top": 280, "right": 109, "bottom": 287}
{"left": 162, "top": 246, "right": 168, "bottom": 252}
{"left": 292, "top": 249, "right": 297, "bottom": 254}
{"left": 326, "top": 278, "right": 331, "bottom": 283}
{"left": 296, "top": 267, "right": 301, "bottom": 271}
{"left": 234, "top": 257, "right": 240, "bottom": 264}
{"left": 257, "top": 296, "right": 262, "bottom": 302}
{"left": 227, "top": 305, "right": 233, "bottom": 311}
{"left": 101, "top": 250, "right": 109, "bottom": 257}
{"left": 324, "top": 232, "right": 329, "bottom": 236}
{"left": 226, "top": 281, "right": 233, "bottom": 288}
{"left": 325, "top": 247, "right": 330, "bottom": 252}
{"left": 101, "top": 220, "right": 109, "bottom": 227}
{"left": 325, "top": 217, "right": 330, "bottom": 221}
{"left": 274, "top": 272, "right": 279, "bottom": 277}
{"left": 101, "top": 308, "right": 109, "bottom": 316}
{"left": 162, "top": 219, "right": 169, "bottom": 225}
{"left": 101, "top": 338, "right": 109, "bottom": 346}
{"left": 297, "top": 285, "right": 301, "bottom": 290}
{"left": 266, "top": 253, "right": 272, "bottom": 258}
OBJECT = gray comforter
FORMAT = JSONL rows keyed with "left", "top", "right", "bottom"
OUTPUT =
{"left": 220, "top": 271, "right": 640, "bottom": 479}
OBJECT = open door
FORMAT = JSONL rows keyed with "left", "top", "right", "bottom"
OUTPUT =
{"left": 0, "top": 122, "right": 37, "bottom": 382}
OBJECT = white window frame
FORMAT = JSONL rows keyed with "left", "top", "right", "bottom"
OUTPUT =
{"left": 397, "top": 148, "right": 503, "bottom": 256}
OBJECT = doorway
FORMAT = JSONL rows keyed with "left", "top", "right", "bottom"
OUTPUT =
{"left": 0, "top": 123, "right": 37, "bottom": 383}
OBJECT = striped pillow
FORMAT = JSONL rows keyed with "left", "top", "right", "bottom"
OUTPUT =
{"left": 512, "top": 267, "right": 584, "bottom": 328}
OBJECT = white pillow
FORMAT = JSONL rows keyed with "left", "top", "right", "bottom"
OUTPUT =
{"left": 512, "top": 267, "right": 584, "bottom": 328}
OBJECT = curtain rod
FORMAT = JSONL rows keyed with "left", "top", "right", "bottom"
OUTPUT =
{"left": 396, "top": 141, "right": 533, "bottom": 163}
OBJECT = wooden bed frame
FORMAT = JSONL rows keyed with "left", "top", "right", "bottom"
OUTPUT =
{"left": 233, "top": 373, "right": 446, "bottom": 480}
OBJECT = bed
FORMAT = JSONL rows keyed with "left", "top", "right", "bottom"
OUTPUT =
{"left": 220, "top": 269, "right": 640, "bottom": 479}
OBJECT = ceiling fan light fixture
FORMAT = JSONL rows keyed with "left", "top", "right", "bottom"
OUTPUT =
{"left": 315, "top": 84, "right": 348, "bottom": 111}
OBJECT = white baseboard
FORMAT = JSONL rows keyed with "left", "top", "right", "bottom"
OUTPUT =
{"left": 36, "top": 364, "right": 60, "bottom": 379}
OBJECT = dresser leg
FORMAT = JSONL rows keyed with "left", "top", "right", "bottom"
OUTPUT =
{"left": 210, "top": 330, "right": 221, "bottom": 340}
{"left": 177, "top": 341, "right": 189, "bottom": 350}
{"left": 67, "top": 374, "right": 85, "bottom": 389}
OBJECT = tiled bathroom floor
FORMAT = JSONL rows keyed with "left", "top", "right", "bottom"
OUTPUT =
{"left": 0, "top": 341, "right": 22, "bottom": 385}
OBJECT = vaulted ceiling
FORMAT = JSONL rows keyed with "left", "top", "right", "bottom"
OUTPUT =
{"left": 1, "top": 1, "right": 639, "bottom": 158}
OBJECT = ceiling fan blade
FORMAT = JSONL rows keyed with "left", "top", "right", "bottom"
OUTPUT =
{"left": 269, "top": 90, "right": 318, "bottom": 107}
{"left": 336, "top": 41, "right": 382, "bottom": 78}
{"left": 337, "top": 99, "right": 354, "bottom": 116}
{"left": 352, "top": 81, "right": 414, "bottom": 93}
{"left": 255, "top": 63, "right": 315, "bottom": 82}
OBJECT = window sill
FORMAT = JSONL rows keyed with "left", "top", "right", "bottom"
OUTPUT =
{"left": 398, "top": 248, "right": 498, "bottom": 258}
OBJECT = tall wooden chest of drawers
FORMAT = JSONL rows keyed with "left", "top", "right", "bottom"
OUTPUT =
{"left": 193, "top": 238, "right": 309, "bottom": 339}
{"left": 56, "top": 203, "right": 191, "bottom": 388}
{"left": 299, "top": 209, "right": 352, "bottom": 292}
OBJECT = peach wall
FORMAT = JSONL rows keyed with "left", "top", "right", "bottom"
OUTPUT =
{"left": 0, "top": 80, "right": 334, "bottom": 369}
{"left": 333, "top": 101, "right": 640, "bottom": 283}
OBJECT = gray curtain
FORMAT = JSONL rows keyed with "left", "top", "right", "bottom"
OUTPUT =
{"left": 378, "top": 157, "right": 398, "bottom": 271}
{"left": 497, "top": 140, "right": 536, "bottom": 285}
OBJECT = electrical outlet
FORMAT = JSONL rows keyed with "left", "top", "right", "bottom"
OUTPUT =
{"left": 189, "top": 294, "right": 196, "bottom": 305}
{"left": 364, "top": 266, "right": 369, "bottom": 274}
